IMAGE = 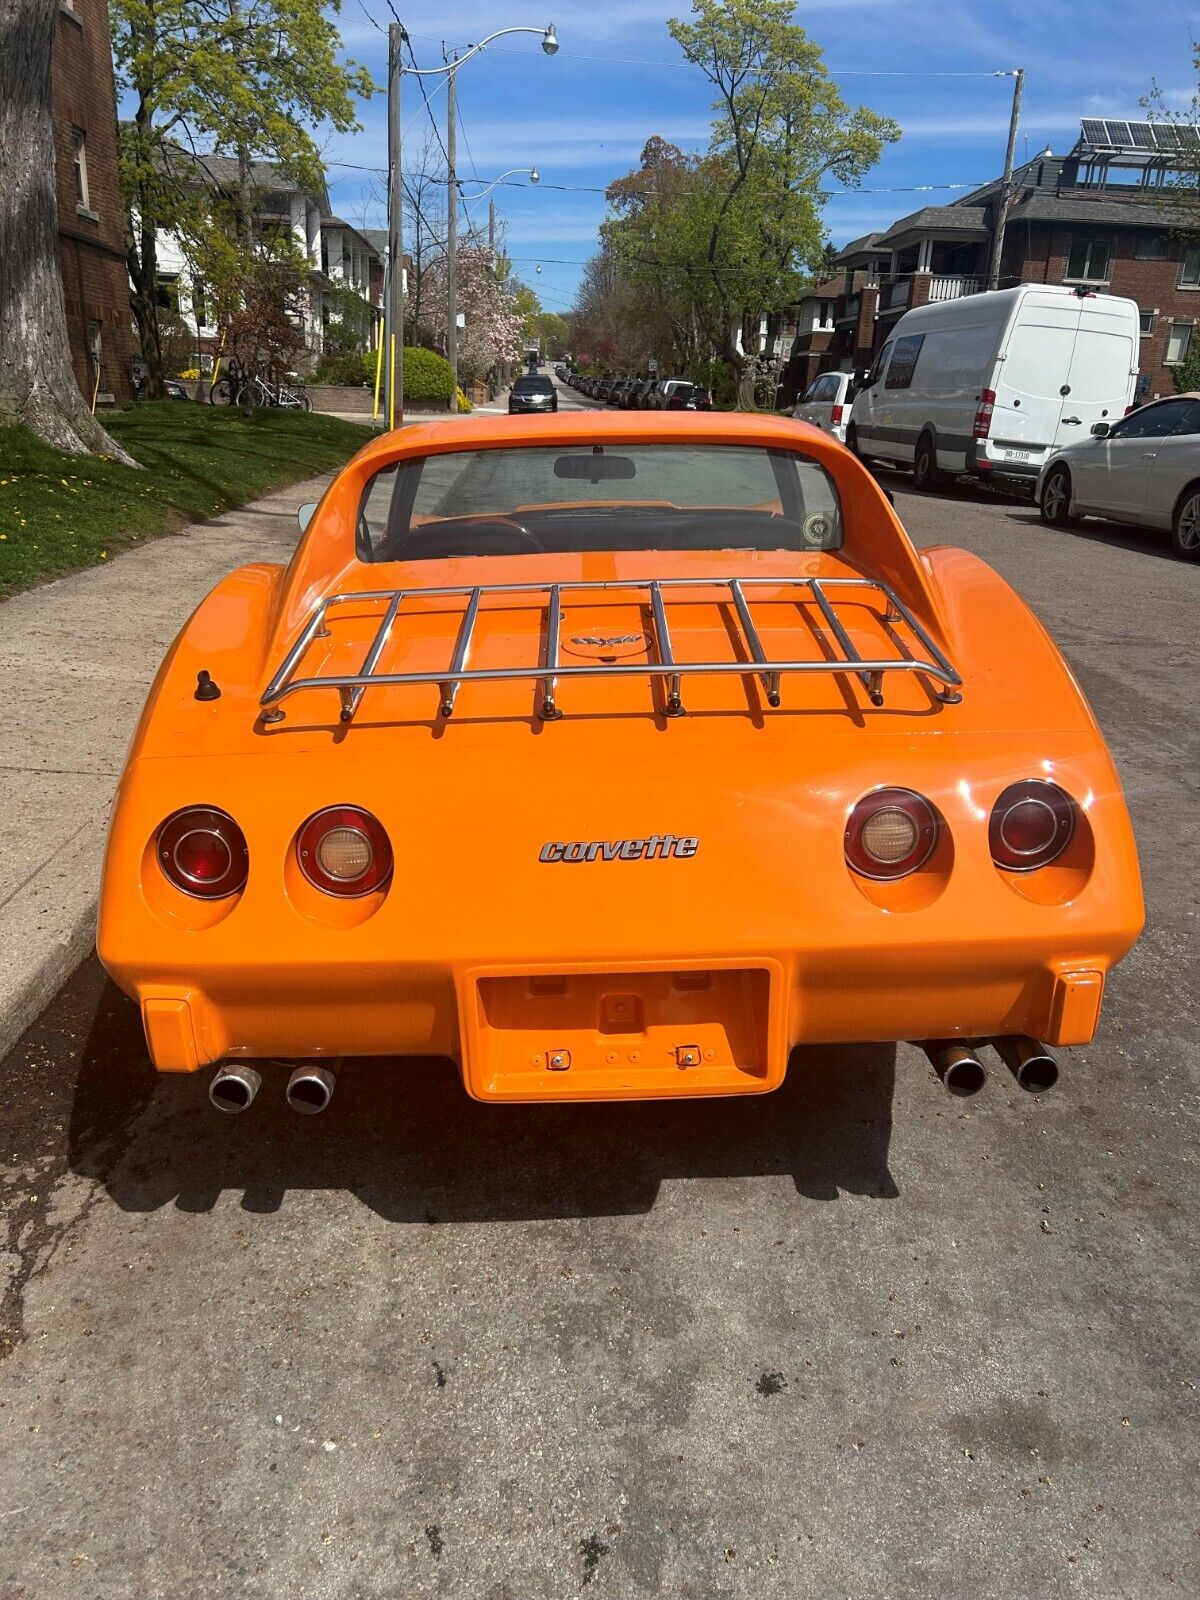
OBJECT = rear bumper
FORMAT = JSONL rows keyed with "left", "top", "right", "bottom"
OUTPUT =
{"left": 112, "top": 928, "right": 1129, "bottom": 1101}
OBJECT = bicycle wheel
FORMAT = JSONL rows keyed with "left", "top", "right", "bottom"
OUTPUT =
{"left": 235, "top": 384, "right": 261, "bottom": 410}
{"left": 298, "top": 392, "right": 312, "bottom": 413}
{"left": 209, "top": 377, "right": 233, "bottom": 405}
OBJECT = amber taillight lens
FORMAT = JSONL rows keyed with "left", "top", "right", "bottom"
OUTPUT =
{"left": 297, "top": 806, "right": 393, "bottom": 896}
{"left": 845, "top": 788, "right": 938, "bottom": 879}
{"left": 989, "top": 781, "right": 1075, "bottom": 871}
{"left": 157, "top": 807, "right": 249, "bottom": 899}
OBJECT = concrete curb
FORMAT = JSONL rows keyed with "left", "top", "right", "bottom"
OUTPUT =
{"left": 0, "top": 831, "right": 101, "bottom": 1064}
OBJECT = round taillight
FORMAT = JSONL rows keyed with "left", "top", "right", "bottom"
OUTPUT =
{"left": 845, "top": 787, "right": 938, "bottom": 879}
{"left": 157, "top": 807, "right": 249, "bottom": 899}
{"left": 989, "top": 780, "right": 1075, "bottom": 871}
{"left": 297, "top": 806, "right": 392, "bottom": 896}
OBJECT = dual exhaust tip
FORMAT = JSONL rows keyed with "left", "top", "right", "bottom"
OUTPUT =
{"left": 208, "top": 1062, "right": 337, "bottom": 1115}
{"left": 923, "top": 1036, "right": 1059, "bottom": 1098}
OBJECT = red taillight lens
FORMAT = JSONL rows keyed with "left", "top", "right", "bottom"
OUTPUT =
{"left": 157, "top": 807, "right": 249, "bottom": 899}
{"left": 973, "top": 387, "right": 996, "bottom": 440}
{"left": 989, "top": 781, "right": 1075, "bottom": 871}
{"left": 297, "top": 806, "right": 393, "bottom": 896}
{"left": 831, "top": 403, "right": 844, "bottom": 424}
{"left": 845, "top": 788, "right": 938, "bottom": 880}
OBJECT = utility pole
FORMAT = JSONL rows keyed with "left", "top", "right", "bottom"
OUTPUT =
{"left": 987, "top": 67, "right": 1024, "bottom": 291}
{"left": 488, "top": 197, "right": 495, "bottom": 253}
{"left": 386, "top": 21, "right": 405, "bottom": 428}
{"left": 445, "top": 58, "right": 458, "bottom": 412}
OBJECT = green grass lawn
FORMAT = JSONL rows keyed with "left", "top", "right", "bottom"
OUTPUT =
{"left": 0, "top": 402, "right": 372, "bottom": 598}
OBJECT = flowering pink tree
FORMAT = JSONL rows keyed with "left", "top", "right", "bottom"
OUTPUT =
{"left": 416, "top": 245, "right": 524, "bottom": 385}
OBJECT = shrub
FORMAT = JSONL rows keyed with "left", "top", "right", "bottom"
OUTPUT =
{"left": 311, "top": 349, "right": 375, "bottom": 387}
{"left": 403, "top": 345, "right": 455, "bottom": 405}
{"left": 456, "top": 387, "right": 472, "bottom": 413}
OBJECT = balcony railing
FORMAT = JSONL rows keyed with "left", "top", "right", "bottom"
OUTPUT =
{"left": 928, "top": 274, "right": 984, "bottom": 302}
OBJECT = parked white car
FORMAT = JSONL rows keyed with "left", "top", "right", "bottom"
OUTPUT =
{"left": 1038, "top": 391, "right": 1200, "bottom": 560}
{"left": 847, "top": 285, "right": 1140, "bottom": 492}
{"left": 793, "top": 371, "right": 856, "bottom": 444}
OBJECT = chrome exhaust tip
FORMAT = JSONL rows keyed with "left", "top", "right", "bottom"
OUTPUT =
{"left": 922, "top": 1040, "right": 987, "bottom": 1097}
{"left": 209, "top": 1063, "right": 262, "bottom": 1114}
{"left": 995, "top": 1036, "right": 1059, "bottom": 1094}
{"left": 285, "top": 1063, "right": 337, "bottom": 1115}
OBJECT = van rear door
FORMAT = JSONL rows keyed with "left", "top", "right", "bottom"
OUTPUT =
{"left": 992, "top": 295, "right": 1080, "bottom": 462}
{"left": 1061, "top": 299, "right": 1138, "bottom": 441}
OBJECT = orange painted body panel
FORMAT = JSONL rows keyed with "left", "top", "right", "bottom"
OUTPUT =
{"left": 97, "top": 413, "right": 1144, "bottom": 1099}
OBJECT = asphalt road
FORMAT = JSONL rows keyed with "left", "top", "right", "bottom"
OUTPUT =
{"left": 1, "top": 446, "right": 1198, "bottom": 1599}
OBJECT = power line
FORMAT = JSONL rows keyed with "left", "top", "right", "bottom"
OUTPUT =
{"left": 326, "top": 163, "right": 992, "bottom": 198}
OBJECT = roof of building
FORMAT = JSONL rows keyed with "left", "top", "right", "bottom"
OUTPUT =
{"left": 1008, "top": 189, "right": 1188, "bottom": 229}
{"left": 362, "top": 228, "right": 388, "bottom": 252}
{"left": 152, "top": 144, "right": 331, "bottom": 211}
{"left": 873, "top": 206, "right": 991, "bottom": 247}
{"left": 796, "top": 276, "right": 845, "bottom": 302}
{"left": 320, "top": 216, "right": 382, "bottom": 255}
{"left": 835, "top": 230, "right": 887, "bottom": 260}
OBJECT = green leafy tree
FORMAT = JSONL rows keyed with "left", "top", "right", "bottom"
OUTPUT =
{"left": 658, "top": 0, "right": 899, "bottom": 406}
{"left": 111, "top": 0, "right": 372, "bottom": 396}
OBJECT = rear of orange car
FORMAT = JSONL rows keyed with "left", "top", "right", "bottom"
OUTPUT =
{"left": 97, "top": 415, "right": 1143, "bottom": 1105}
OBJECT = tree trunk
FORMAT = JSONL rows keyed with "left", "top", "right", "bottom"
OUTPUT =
{"left": 0, "top": 0, "right": 137, "bottom": 462}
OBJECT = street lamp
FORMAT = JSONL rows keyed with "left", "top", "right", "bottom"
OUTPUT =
{"left": 395, "top": 25, "right": 559, "bottom": 412}
{"left": 458, "top": 167, "right": 540, "bottom": 201}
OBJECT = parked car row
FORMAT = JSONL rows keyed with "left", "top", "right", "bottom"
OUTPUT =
{"left": 789, "top": 285, "right": 1197, "bottom": 560}
{"left": 563, "top": 372, "right": 713, "bottom": 411}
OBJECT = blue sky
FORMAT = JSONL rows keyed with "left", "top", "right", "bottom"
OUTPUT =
{"left": 326, "top": 0, "right": 1198, "bottom": 315}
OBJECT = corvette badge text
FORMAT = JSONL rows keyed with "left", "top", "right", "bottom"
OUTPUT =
{"left": 539, "top": 835, "right": 699, "bottom": 863}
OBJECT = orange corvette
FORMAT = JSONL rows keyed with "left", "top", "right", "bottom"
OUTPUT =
{"left": 97, "top": 412, "right": 1143, "bottom": 1114}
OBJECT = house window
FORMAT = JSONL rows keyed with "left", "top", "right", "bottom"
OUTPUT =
{"left": 1180, "top": 246, "right": 1200, "bottom": 289}
{"left": 72, "top": 128, "right": 89, "bottom": 210}
{"left": 1165, "top": 322, "right": 1193, "bottom": 365}
{"left": 1139, "top": 308, "right": 1155, "bottom": 337}
{"left": 1065, "top": 238, "right": 1112, "bottom": 284}
{"left": 817, "top": 300, "right": 832, "bottom": 328}
{"left": 155, "top": 275, "right": 179, "bottom": 314}
{"left": 1134, "top": 234, "right": 1169, "bottom": 261}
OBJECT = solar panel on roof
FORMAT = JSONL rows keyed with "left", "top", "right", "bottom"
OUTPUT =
{"left": 1104, "top": 120, "right": 1132, "bottom": 146}
{"left": 1081, "top": 118, "right": 1107, "bottom": 145}
{"left": 1129, "top": 121, "right": 1156, "bottom": 149}
{"left": 1153, "top": 124, "right": 1181, "bottom": 149}
{"left": 1179, "top": 125, "right": 1200, "bottom": 149}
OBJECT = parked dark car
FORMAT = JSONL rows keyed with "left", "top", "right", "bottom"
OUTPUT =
{"left": 163, "top": 379, "right": 191, "bottom": 401}
{"left": 635, "top": 381, "right": 659, "bottom": 409}
{"left": 509, "top": 373, "right": 557, "bottom": 414}
{"left": 621, "top": 380, "right": 647, "bottom": 409}
{"left": 664, "top": 384, "right": 700, "bottom": 410}
{"left": 595, "top": 378, "right": 615, "bottom": 403}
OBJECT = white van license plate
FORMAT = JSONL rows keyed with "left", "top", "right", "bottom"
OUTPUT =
{"left": 1003, "top": 449, "right": 1031, "bottom": 461}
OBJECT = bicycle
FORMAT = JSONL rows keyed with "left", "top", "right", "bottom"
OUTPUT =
{"left": 235, "top": 371, "right": 312, "bottom": 412}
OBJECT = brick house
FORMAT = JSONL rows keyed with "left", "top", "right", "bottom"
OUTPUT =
{"left": 52, "top": 0, "right": 134, "bottom": 406}
{"left": 784, "top": 119, "right": 1200, "bottom": 404}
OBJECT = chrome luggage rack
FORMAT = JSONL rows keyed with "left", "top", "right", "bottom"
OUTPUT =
{"left": 259, "top": 576, "right": 962, "bottom": 724}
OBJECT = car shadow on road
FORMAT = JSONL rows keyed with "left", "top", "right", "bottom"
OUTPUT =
{"left": 67, "top": 966, "right": 899, "bottom": 1221}
{"left": 1006, "top": 509, "right": 1179, "bottom": 561}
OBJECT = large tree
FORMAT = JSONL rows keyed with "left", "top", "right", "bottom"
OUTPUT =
{"left": 610, "top": 0, "right": 899, "bottom": 406}
{"left": 111, "top": 0, "right": 371, "bottom": 396}
{"left": 0, "top": 0, "right": 135, "bottom": 458}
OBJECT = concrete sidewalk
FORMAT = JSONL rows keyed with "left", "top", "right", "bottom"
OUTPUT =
{"left": 0, "top": 472, "right": 336, "bottom": 1062}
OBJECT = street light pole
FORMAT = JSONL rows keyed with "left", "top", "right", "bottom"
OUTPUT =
{"left": 446, "top": 58, "right": 458, "bottom": 413}
{"left": 386, "top": 21, "right": 405, "bottom": 428}
{"left": 987, "top": 67, "right": 1025, "bottom": 292}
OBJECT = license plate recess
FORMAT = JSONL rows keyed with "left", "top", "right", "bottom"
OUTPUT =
{"left": 462, "top": 965, "right": 782, "bottom": 1101}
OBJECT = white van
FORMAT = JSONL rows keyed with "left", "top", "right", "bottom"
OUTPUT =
{"left": 846, "top": 285, "right": 1140, "bottom": 491}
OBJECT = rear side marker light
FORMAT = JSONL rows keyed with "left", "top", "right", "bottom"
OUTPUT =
{"left": 157, "top": 806, "right": 249, "bottom": 899}
{"left": 297, "top": 806, "right": 393, "bottom": 896}
{"left": 845, "top": 788, "right": 938, "bottom": 880}
{"left": 989, "top": 780, "right": 1075, "bottom": 871}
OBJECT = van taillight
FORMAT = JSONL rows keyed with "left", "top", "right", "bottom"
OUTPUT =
{"left": 831, "top": 403, "right": 844, "bottom": 424}
{"left": 972, "top": 388, "right": 996, "bottom": 440}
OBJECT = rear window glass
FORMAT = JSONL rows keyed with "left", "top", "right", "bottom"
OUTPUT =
{"left": 357, "top": 444, "right": 843, "bottom": 562}
{"left": 514, "top": 375, "right": 552, "bottom": 393}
